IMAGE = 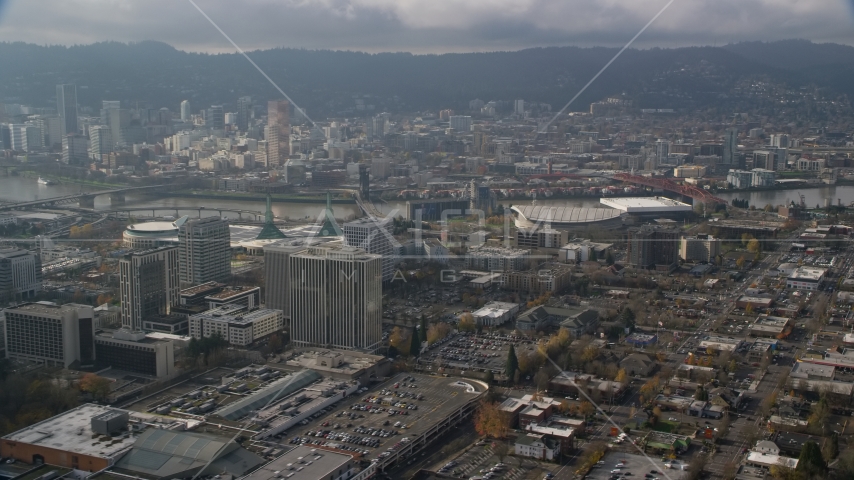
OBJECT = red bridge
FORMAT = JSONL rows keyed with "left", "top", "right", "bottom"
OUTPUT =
{"left": 612, "top": 173, "right": 728, "bottom": 205}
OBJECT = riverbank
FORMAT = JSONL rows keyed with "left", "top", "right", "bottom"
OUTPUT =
{"left": 165, "top": 190, "right": 357, "bottom": 204}
{"left": 17, "top": 171, "right": 118, "bottom": 189}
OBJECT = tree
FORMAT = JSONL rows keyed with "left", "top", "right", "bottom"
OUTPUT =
{"left": 268, "top": 333, "right": 283, "bottom": 353}
{"left": 683, "top": 454, "right": 709, "bottom": 480}
{"left": 505, "top": 345, "right": 519, "bottom": 380}
{"left": 614, "top": 368, "right": 628, "bottom": 384}
{"left": 389, "top": 327, "right": 410, "bottom": 356}
{"left": 534, "top": 368, "right": 551, "bottom": 391}
{"left": 759, "top": 391, "right": 777, "bottom": 417}
{"left": 473, "top": 401, "right": 510, "bottom": 438}
{"left": 797, "top": 441, "right": 827, "bottom": 476}
{"left": 409, "top": 327, "right": 421, "bottom": 358}
{"left": 716, "top": 412, "right": 731, "bottom": 442}
{"left": 747, "top": 238, "right": 761, "bottom": 254}
{"left": 426, "top": 322, "right": 451, "bottom": 345}
{"left": 822, "top": 432, "right": 839, "bottom": 462}
{"left": 78, "top": 374, "right": 111, "bottom": 401}
{"left": 579, "top": 401, "right": 595, "bottom": 417}
{"left": 458, "top": 313, "right": 476, "bottom": 332}
{"left": 484, "top": 370, "right": 494, "bottom": 384}
{"left": 808, "top": 396, "right": 830, "bottom": 435}
{"left": 736, "top": 256, "right": 746, "bottom": 269}
{"left": 695, "top": 385, "right": 709, "bottom": 401}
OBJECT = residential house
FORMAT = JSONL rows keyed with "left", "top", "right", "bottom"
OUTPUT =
{"left": 620, "top": 353, "right": 656, "bottom": 377}
{"left": 514, "top": 434, "right": 559, "bottom": 461}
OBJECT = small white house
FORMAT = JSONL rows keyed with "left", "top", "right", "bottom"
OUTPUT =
{"left": 514, "top": 434, "right": 559, "bottom": 461}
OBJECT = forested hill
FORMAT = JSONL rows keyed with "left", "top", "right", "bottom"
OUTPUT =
{"left": 1, "top": 40, "right": 852, "bottom": 116}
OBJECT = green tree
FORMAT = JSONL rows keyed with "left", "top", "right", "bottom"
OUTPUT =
{"left": 409, "top": 327, "right": 421, "bottom": 358}
{"left": 620, "top": 307, "right": 635, "bottom": 328}
{"left": 695, "top": 385, "right": 709, "bottom": 401}
{"left": 484, "top": 370, "right": 494, "bottom": 384}
{"left": 823, "top": 432, "right": 839, "bottom": 462}
{"left": 505, "top": 345, "right": 519, "bottom": 380}
{"left": 605, "top": 250, "right": 615, "bottom": 266}
{"left": 797, "top": 441, "right": 827, "bottom": 476}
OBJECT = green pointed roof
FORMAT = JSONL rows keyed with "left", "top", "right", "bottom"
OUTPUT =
{"left": 256, "top": 194, "right": 286, "bottom": 240}
{"left": 316, "top": 192, "right": 343, "bottom": 237}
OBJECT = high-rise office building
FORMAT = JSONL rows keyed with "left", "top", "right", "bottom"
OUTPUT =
{"left": 343, "top": 217, "right": 396, "bottom": 282}
{"left": 514, "top": 99, "right": 525, "bottom": 115}
{"left": 449, "top": 115, "right": 472, "bottom": 132}
{"left": 289, "top": 245, "right": 382, "bottom": 350}
{"left": 655, "top": 139, "right": 670, "bottom": 163}
{"left": 205, "top": 105, "right": 224, "bottom": 130}
{"left": 88, "top": 125, "right": 113, "bottom": 161}
{"left": 119, "top": 247, "right": 180, "bottom": 332}
{"left": 62, "top": 134, "right": 89, "bottom": 165}
{"left": 367, "top": 114, "right": 387, "bottom": 141}
{"left": 178, "top": 216, "right": 232, "bottom": 287}
{"left": 4, "top": 302, "right": 95, "bottom": 368}
{"left": 263, "top": 242, "right": 305, "bottom": 317}
{"left": 267, "top": 100, "right": 290, "bottom": 167}
{"left": 56, "top": 84, "right": 78, "bottom": 136}
{"left": 680, "top": 234, "right": 721, "bottom": 263}
{"left": 8, "top": 124, "right": 28, "bottom": 151}
{"left": 0, "top": 246, "right": 43, "bottom": 302}
{"left": 105, "top": 107, "right": 130, "bottom": 146}
{"left": 722, "top": 128, "right": 738, "bottom": 168}
{"left": 237, "top": 96, "right": 252, "bottom": 131}
{"left": 625, "top": 226, "right": 679, "bottom": 271}
{"left": 180, "top": 100, "right": 191, "bottom": 122}
{"left": 0, "top": 124, "right": 11, "bottom": 150}
{"left": 770, "top": 133, "right": 789, "bottom": 149}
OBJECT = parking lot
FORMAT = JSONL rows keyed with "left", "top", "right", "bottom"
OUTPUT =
{"left": 279, "top": 373, "right": 485, "bottom": 465}
{"left": 585, "top": 452, "right": 684, "bottom": 480}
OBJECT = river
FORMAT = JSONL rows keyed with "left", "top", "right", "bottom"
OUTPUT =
{"left": 2, "top": 176, "right": 852, "bottom": 220}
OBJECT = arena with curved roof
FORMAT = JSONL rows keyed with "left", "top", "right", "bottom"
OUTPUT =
{"left": 511, "top": 205, "right": 624, "bottom": 230}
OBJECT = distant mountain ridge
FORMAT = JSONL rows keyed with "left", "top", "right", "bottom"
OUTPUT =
{"left": 0, "top": 40, "right": 851, "bottom": 116}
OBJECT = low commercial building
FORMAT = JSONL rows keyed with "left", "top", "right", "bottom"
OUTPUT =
{"left": 698, "top": 335, "right": 743, "bottom": 353}
{"left": 241, "top": 445, "right": 372, "bottom": 480}
{"left": 204, "top": 285, "right": 261, "bottom": 310}
{"left": 285, "top": 349, "right": 391, "bottom": 384}
{"left": 189, "top": 304, "right": 284, "bottom": 346}
{"left": 736, "top": 295, "right": 774, "bottom": 310}
{"left": 640, "top": 431, "right": 691, "bottom": 455}
{"left": 112, "top": 427, "right": 264, "bottom": 479}
{"left": 471, "top": 301, "right": 521, "bottom": 326}
{"left": 515, "top": 305, "right": 598, "bottom": 333}
{"left": 625, "top": 333, "right": 657, "bottom": 348}
{"left": 0, "top": 404, "right": 134, "bottom": 471}
{"left": 746, "top": 452, "right": 798, "bottom": 470}
{"left": 786, "top": 267, "right": 826, "bottom": 291}
{"left": 748, "top": 315, "right": 791, "bottom": 338}
{"left": 94, "top": 332, "right": 176, "bottom": 378}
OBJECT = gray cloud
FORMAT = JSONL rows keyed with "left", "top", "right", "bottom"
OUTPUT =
{"left": 0, "top": 0, "right": 851, "bottom": 53}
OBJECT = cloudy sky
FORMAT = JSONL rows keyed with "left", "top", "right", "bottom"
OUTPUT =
{"left": 0, "top": 0, "right": 852, "bottom": 53}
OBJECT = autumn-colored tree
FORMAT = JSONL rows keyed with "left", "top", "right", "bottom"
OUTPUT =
{"left": 458, "top": 313, "right": 476, "bottom": 332}
{"left": 747, "top": 238, "right": 761, "bottom": 254}
{"left": 745, "top": 303, "right": 754, "bottom": 315}
{"left": 579, "top": 401, "right": 596, "bottom": 417}
{"left": 473, "top": 401, "right": 510, "bottom": 438}
{"left": 78, "top": 374, "right": 112, "bottom": 401}
{"left": 581, "top": 345, "right": 600, "bottom": 362}
{"left": 639, "top": 375, "right": 661, "bottom": 398}
{"left": 426, "top": 322, "right": 451, "bottom": 345}
{"left": 736, "top": 256, "right": 746, "bottom": 269}
{"left": 96, "top": 294, "right": 113, "bottom": 306}
{"left": 389, "top": 326, "right": 411, "bottom": 356}
{"left": 615, "top": 368, "right": 628, "bottom": 384}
